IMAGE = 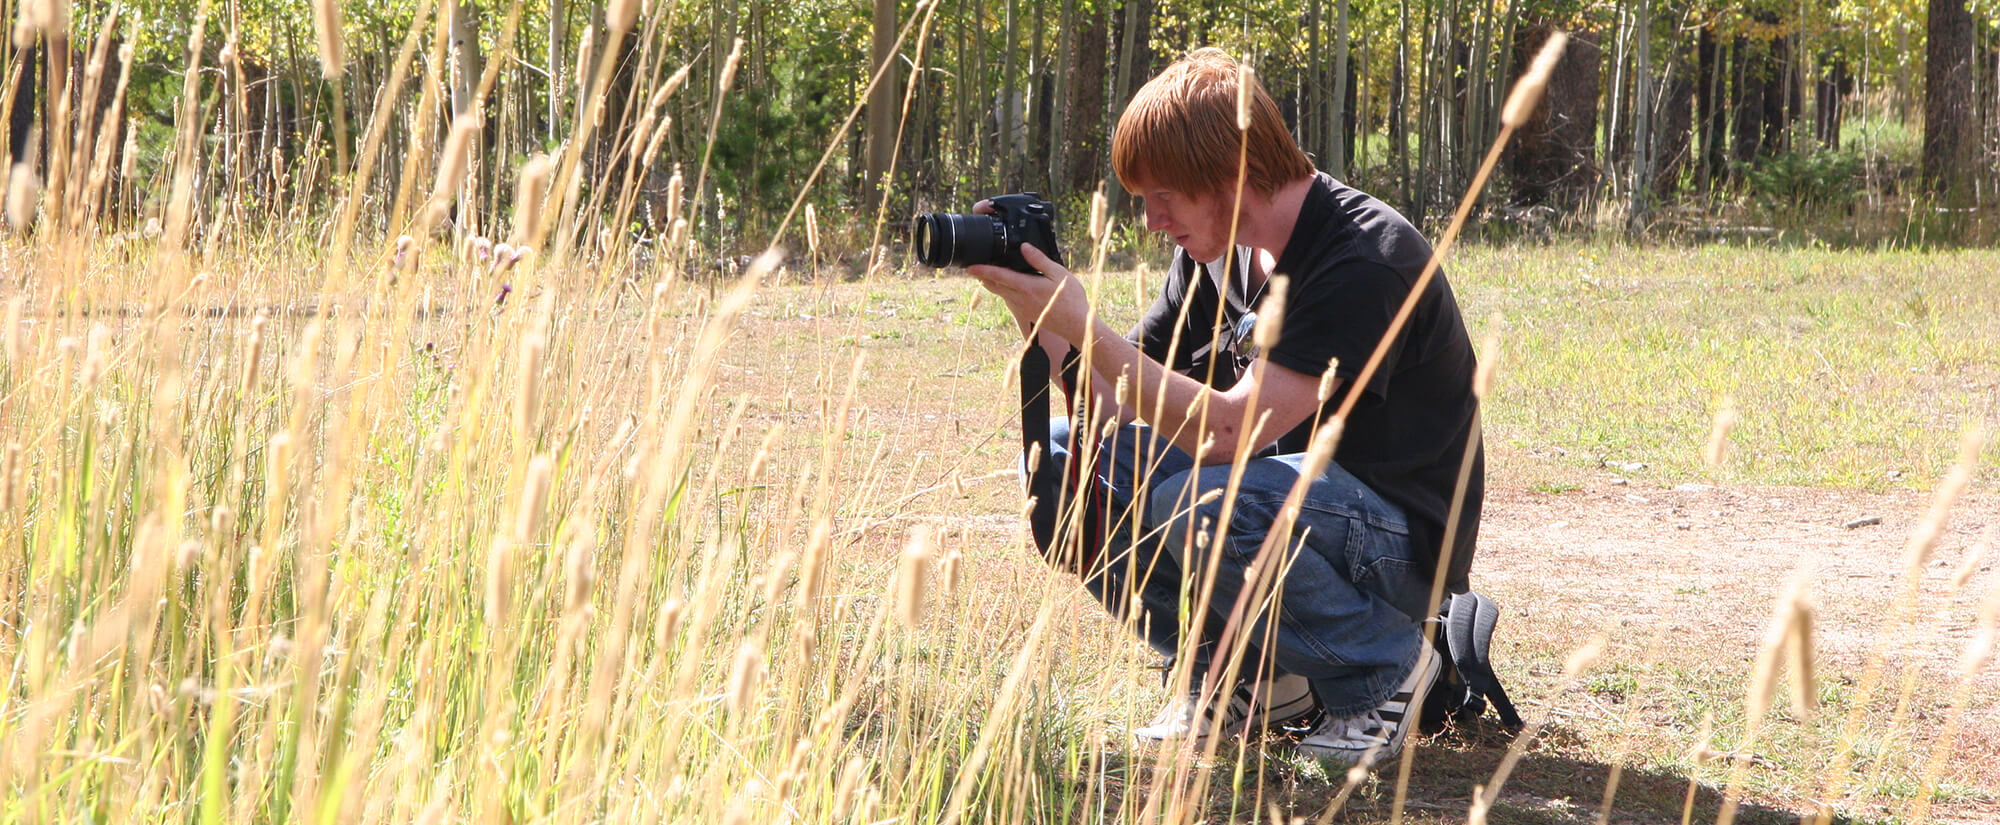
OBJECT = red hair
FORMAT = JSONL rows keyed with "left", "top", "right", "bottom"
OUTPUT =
{"left": 1111, "top": 48, "right": 1314, "bottom": 197}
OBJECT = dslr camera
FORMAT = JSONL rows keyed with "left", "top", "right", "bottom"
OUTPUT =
{"left": 914, "top": 193, "right": 1065, "bottom": 274}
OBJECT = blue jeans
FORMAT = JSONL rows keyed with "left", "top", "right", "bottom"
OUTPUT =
{"left": 1042, "top": 418, "right": 1427, "bottom": 717}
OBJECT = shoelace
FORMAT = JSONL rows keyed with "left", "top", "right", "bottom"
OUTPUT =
{"left": 1319, "top": 710, "right": 1391, "bottom": 746}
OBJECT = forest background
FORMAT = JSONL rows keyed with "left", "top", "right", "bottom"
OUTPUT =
{"left": 8, "top": 0, "right": 2000, "bottom": 263}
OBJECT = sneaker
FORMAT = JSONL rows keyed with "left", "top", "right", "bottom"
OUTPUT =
{"left": 1132, "top": 672, "right": 1318, "bottom": 743}
{"left": 1296, "top": 645, "right": 1442, "bottom": 768}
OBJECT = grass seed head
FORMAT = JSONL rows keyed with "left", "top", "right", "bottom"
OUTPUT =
{"left": 563, "top": 526, "right": 596, "bottom": 614}
{"left": 1561, "top": 634, "right": 1606, "bottom": 680}
{"left": 1316, "top": 357, "right": 1341, "bottom": 402}
{"left": 664, "top": 166, "right": 685, "bottom": 228}
{"left": 1703, "top": 396, "right": 1740, "bottom": 466}
{"left": 833, "top": 757, "right": 868, "bottom": 820}
{"left": 1747, "top": 576, "right": 1810, "bottom": 729}
{"left": 669, "top": 218, "right": 690, "bottom": 263}
{"left": 1787, "top": 594, "right": 1818, "bottom": 719}
{"left": 720, "top": 38, "right": 746, "bottom": 91}
{"left": 1686, "top": 710, "right": 1717, "bottom": 763}
{"left": 608, "top": 0, "right": 639, "bottom": 35}
{"left": 897, "top": 526, "right": 934, "bottom": 627}
{"left": 423, "top": 115, "right": 481, "bottom": 231}
{"left": 81, "top": 323, "right": 111, "bottom": 387}
{"left": 14, "top": 0, "right": 68, "bottom": 43}
{"left": 804, "top": 203, "right": 820, "bottom": 258}
{"left": 515, "top": 453, "right": 554, "bottom": 541}
{"left": 726, "top": 642, "right": 764, "bottom": 715}
{"left": 1951, "top": 526, "right": 1994, "bottom": 590}
{"left": 6, "top": 163, "right": 40, "bottom": 233}
{"left": 514, "top": 330, "right": 547, "bottom": 442}
{"left": 652, "top": 598, "right": 684, "bottom": 651}
{"left": 241, "top": 314, "right": 268, "bottom": 392}
{"left": 311, "top": 0, "right": 345, "bottom": 78}
{"left": 509, "top": 154, "right": 554, "bottom": 247}
{"left": 0, "top": 443, "right": 19, "bottom": 511}
{"left": 1956, "top": 586, "right": 1999, "bottom": 675}
{"left": 1502, "top": 32, "right": 1567, "bottom": 128}
{"left": 1253, "top": 276, "right": 1287, "bottom": 351}
{"left": 940, "top": 548, "right": 963, "bottom": 601}
{"left": 1474, "top": 316, "right": 1503, "bottom": 398}
{"left": 1235, "top": 63, "right": 1255, "bottom": 131}
{"left": 484, "top": 533, "right": 515, "bottom": 626}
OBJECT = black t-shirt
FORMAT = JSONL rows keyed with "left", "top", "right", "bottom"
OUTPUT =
{"left": 1128, "top": 172, "right": 1483, "bottom": 594}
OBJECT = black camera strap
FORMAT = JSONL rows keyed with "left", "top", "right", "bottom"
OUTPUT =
{"left": 1022, "top": 342, "right": 1105, "bottom": 572}
{"left": 1021, "top": 345, "right": 1059, "bottom": 551}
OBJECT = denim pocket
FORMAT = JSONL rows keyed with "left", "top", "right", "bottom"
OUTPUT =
{"left": 1355, "top": 554, "right": 1432, "bottom": 623}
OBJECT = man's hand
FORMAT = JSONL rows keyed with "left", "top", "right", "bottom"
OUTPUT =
{"left": 966, "top": 242, "right": 1091, "bottom": 344}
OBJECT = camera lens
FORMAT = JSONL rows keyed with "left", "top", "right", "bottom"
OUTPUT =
{"left": 914, "top": 212, "right": 1004, "bottom": 268}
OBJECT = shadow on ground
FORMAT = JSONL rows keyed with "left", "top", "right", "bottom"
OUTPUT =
{"left": 1122, "top": 722, "right": 1848, "bottom": 825}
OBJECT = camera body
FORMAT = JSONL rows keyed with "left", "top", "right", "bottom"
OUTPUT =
{"left": 914, "top": 193, "right": 1065, "bottom": 274}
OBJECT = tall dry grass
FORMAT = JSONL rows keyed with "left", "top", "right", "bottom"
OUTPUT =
{"left": 0, "top": 6, "right": 1993, "bottom": 825}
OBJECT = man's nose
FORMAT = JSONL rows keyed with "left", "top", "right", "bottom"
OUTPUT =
{"left": 1143, "top": 205, "right": 1167, "bottom": 232}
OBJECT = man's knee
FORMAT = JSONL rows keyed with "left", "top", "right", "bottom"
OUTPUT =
{"left": 1146, "top": 466, "right": 1225, "bottom": 551}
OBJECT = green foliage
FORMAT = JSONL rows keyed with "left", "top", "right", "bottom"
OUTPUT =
{"left": 1743, "top": 146, "right": 1864, "bottom": 216}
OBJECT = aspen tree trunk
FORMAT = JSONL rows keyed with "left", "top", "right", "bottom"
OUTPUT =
{"left": 1306, "top": 0, "right": 1321, "bottom": 163}
{"left": 1111, "top": 0, "right": 1152, "bottom": 112}
{"left": 1064, "top": 0, "right": 1107, "bottom": 196}
{"left": 1028, "top": 0, "right": 1048, "bottom": 191}
{"left": 1050, "top": 0, "right": 1073, "bottom": 197}
{"left": 1412, "top": 0, "right": 1438, "bottom": 220}
{"left": 1392, "top": 0, "right": 1411, "bottom": 214}
{"left": 1923, "top": 0, "right": 1974, "bottom": 205}
{"left": 866, "top": 0, "right": 897, "bottom": 214}
{"left": 1331, "top": 0, "right": 1350, "bottom": 176}
{"left": 953, "top": 0, "right": 970, "bottom": 196}
{"left": 1108, "top": 0, "right": 1151, "bottom": 203}
{"left": 1464, "top": 0, "right": 1491, "bottom": 186}
{"left": 1505, "top": 24, "right": 1601, "bottom": 216}
{"left": 1814, "top": 56, "right": 1847, "bottom": 150}
{"left": 551, "top": 0, "right": 568, "bottom": 137}
{"left": 1604, "top": 1, "right": 1629, "bottom": 180}
{"left": 449, "top": 0, "right": 482, "bottom": 119}
{"left": 1627, "top": 0, "right": 1652, "bottom": 232}
{"left": 1695, "top": 26, "right": 1719, "bottom": 191}
{"left": 1730, "top": 35, "right": 1761, "bottom": 173}
{"left": 1000, "top": 0, "right": 1019, "bottom": 190}
{"left": 1758, "top": 16, "right": 1789, "bottom": 156}
{"left": 973, "top": 0, "right": 989, "bottom": 193}
{"left": 1653, "top": 23, "right": 1695, "bottom": 201}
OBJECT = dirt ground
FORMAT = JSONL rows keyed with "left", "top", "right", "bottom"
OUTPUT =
{"left": 718, "top": 279, "right": 2000, "bottom": 824}
{"left": 1464, "top": 476, "right": 2000, "bottom": 824}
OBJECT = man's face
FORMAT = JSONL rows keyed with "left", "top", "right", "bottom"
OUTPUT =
{"left": 1136, "top": 183, "right": 1238, "bottom": 262}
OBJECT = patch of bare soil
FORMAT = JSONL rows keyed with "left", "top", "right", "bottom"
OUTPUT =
{"left": 1459, "top": 479, "right": 1999, "bottom": 825}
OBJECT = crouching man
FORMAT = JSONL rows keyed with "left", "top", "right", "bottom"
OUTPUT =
{"left": 964, "top": 48, "right": 1483, "bottom": 768}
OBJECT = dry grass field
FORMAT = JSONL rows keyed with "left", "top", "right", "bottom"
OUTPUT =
{"left": 6, "top": 232, "right": 1992, "bottom": 825}
{"left": 2, "top": 1, "right": 1994, "bottom": 820}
